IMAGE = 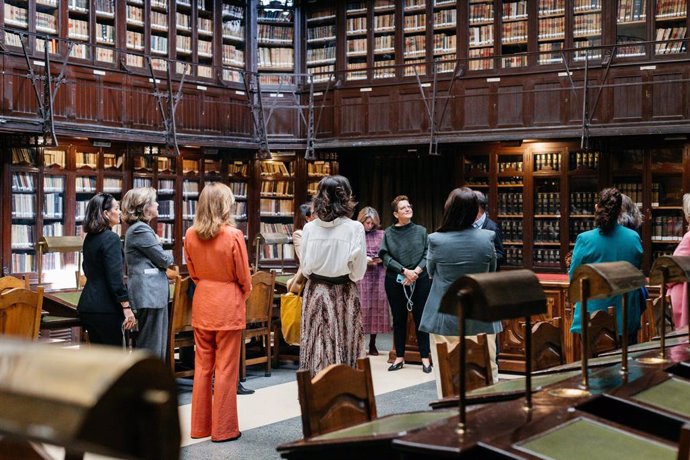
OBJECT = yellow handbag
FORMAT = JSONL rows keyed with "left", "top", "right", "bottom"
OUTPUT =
{"left": 280, "top": 291, "right": 302, "bottom": 346}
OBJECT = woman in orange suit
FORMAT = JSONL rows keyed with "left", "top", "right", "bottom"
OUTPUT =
{"left": 184, "top": 182, "right": 252, "bottom": 442}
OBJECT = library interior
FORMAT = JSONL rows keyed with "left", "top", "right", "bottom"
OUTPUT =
{"left": 2, "top": 0, "right": 690, "bottom": 459}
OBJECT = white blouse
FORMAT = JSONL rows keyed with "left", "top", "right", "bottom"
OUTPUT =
{"left": 299, "top": 217, "right": 367, "bottom": 282}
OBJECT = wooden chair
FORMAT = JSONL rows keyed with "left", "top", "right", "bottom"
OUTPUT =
{"left": 240, "top": 271, "right": 276, "bottom": 381}
{"left": 0, "top": 275, "right": 30, "bottom": 292}
{"left": 168, "top": 276, "right": 194, "bottom": 378}
{"left": 297, "top": 357, "right": 377, "bottom": 438}
{"left": 588, "top": 306, "right": 619, "bottom": 357}
{"left": 437, "top": 334, "right": 493, "bottom": 398}
{"left": 531, "top": 317, "right": 565, "bottom": 371}
{"left": 0, "top": 287, "right": 44, "bottom": 340}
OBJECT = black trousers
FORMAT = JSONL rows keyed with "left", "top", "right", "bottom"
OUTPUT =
{"left": 385, "top": 273, "right": 431, "bottom": 359}
{"left": 79, "top": 312, "right": 124, "bottom": 347}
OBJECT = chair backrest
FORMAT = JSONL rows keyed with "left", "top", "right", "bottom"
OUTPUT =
{"left": 589, "top": 306, "right": 618, "bottom": 357}
{"left": 0, "top": 276, "right": 29, "bottom": 293}
{"left": 437, "top": 334, "right": 492, "bottom": 398}
{"left": 170, "top": 276, "right": 193, "bottom": 333}
{"left": 0, "top": 287, "right": 44, "bottom": 340}
{"left": 297, "top": 357, "right": 377, "bottom": 438}
{"left": 246, "top": 271, "right": 276, "bottom": 325}
{"left": 531, "top": 317, "right": 565, "bottom": 371}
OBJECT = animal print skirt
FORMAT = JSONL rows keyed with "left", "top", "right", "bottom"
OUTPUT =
{"left": 299, "top": 278, "right": 366, "bottom": 377}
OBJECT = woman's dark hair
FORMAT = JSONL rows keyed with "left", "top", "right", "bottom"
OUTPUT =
{"left": 82, "top": 193, "right": 115, "bottom": 234}
{"left": 313, "top": 175, "right": 356, "bottom": 221}
{"left": 595, "top": 187, "right": 622, "bottom": 234}
{"left": 296, "top": 202, "right": 313, "bottom": 227}
{"left": 437, "top": 187, "right": 479, "bottom": 232}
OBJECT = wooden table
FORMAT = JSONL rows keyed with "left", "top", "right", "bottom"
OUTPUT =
{"left": 277, "top": 342, "right": 690, "bottom": 459}
{"left": 277, "top": 410, "right": 455, "bottom": 459}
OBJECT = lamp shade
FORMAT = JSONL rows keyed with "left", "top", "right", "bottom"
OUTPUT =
{"left": 0, "top": 339, "right": 180, "bottom": 460}
{"left": 649, "top": 255, "right": 690, "bottom": 285}
{"left": 569, "top": 261, "right": 646, "bottom": 302}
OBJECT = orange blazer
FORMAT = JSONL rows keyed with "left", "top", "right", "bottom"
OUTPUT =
{"left": 184, "top": 225, "right": 252, "bottom": 331}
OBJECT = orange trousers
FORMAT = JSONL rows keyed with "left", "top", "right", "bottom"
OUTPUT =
{"left": 191, "top": 328, "right": 242, "bottom": 441}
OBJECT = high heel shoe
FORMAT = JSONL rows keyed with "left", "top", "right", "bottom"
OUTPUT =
{"left": 388, "top": 361, "right": 404, "bottom": 371}
{"left": 422, "top": 363, "right": 433, "bottom": 374}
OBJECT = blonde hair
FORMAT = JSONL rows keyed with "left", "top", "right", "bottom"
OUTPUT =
{"left": 193, "top": 182, "right": 235, "bottom": 240}
{"left": 121, "top": 187, "right": 157, "bottom": 224}
{"left": 357, "top": 206, "right": 380, "bottom": 227}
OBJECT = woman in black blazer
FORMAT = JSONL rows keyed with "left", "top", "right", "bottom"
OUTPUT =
{"left": 77, "top": 193, "right": 137, "bottom": 345}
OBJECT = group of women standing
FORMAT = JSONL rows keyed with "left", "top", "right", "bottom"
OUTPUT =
{"left": 77, "top": 188, "right": 174, "bottom": 356}
{"left": 78, "top": 182, "right": 251, "bottom": 443}
{"left": 297, "top": 179, "right": 503, "bottom": 400}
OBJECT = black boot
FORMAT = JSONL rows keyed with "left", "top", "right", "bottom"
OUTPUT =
{"left": 237, "top": 382, "right": 255, "bottom": 395}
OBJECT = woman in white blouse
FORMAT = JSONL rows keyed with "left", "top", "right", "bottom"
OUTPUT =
{"left": 298, "top": 175, "right": 368, "bottom": 377}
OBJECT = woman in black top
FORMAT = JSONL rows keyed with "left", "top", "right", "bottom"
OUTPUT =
{"left": 77, "top": 193, "right": 136, "bottom": 346}
{"left": 378, "top": 195, "right": 432, "bottom": 373}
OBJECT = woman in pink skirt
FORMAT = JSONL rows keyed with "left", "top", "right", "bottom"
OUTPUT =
{"left": 357, "top": 207, "right": 391, "bottom": 355}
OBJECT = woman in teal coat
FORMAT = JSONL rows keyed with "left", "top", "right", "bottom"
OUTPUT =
{"left": 569, "top": 188, "right": 643, "bottom": 342}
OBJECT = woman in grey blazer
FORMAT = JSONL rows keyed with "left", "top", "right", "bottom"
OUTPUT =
{"left": 122, "top": 187, "right": 175, "bottom": 360}
{"left": 419, "top": 187, "right": 501, "bottom": 396}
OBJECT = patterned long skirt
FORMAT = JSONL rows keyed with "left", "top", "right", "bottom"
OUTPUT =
{"left": 357, "top": 264, "right": 390, "bottom": 334}
{"left": 299, "top": 279, "right": 366, "bottom": 377}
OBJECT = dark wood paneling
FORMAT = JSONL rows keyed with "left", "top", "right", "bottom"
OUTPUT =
{"left": 223, "top": 95, "right": 251, "bottom": 136}
{"left": 369, "top": 94, "right": 393, "bottom": 134}
{"left": 177, "top": 92, "right": 201, "bottom": 132}
{"left": 73, "top": 77, "right": 98, "bottom": 121}
{"left": 129, "top": 84, "right": 159, "bottom": 129}
{"left": 652, "top": 73, "right": 684, "bottom": 120}
{"left": 497, "top": 85, "right": 523, "bottom": 127}
{"left": 339, "top": 95, "right": 364, "bottom": 135}
{"left": 463, "top": 87, "right": 490, "bottom": 129}
{"left": 102, "top": 83, "right": 124, "bottom": 125}
{"left": 612, "top": 76, "right": 643, "bottom": 121}
{"left": 533, "top": 83, "right": 562, "bottom": 125}
{"left": 199, "top": 94, "right": 221, "bottom": 134}
{"left": 314, "top": 95, "right": 334, "bottom": 137}
{"left": 266, "top": 107, "right": 296, "bottom": 136}
{"left": 9, "top": 72, "right": 37, "bottom": 115}
{"left": 567, "top": 80, "right": 584, "bottom": 124}
{"left": 398, "top": 91, "right": 425, "bottom": 133}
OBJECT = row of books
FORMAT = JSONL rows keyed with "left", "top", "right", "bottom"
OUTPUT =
{"left": 229, "top": 163, "right": 248, "bottom": 177}
{"left": 159, "top": 179, "right": 175, "bottom": 193}
{"left": 182, "top": 181, "right": 199, "bottom": 196}
{"left": 76, "top": 152, "right": 99, "bottom": 168}
{"left": 618, "top": 0, "right": 647, "bottom": 22}
{"left": 656, "top": 0, "right": 687, "bottom": 18}
{"left": 43, "top": 222, "right": 63, "bottom": 237}
{"left": 260, "top": 223, "right": 294, "bottom": 235}
{"left": 158, "top": 200, "right": 175, "bottom": 219}
{"left": 43, "top": 193, "right": 64, "bottom": 218}
{"left": 12, "top": 194, "right": 35, "bottom": 219}
{"left": 539, "top": 17, "right": 566, "bottom": 40}
{"left": 347, "top": 17, "right": 367, "bottom": 34}
{"left": 573, "top": 13, "right": 602, "bottom": 37}
{"left": 307, "top": 46, "right": 336, "bottom": 65}
{"left": 11, "top": 225, "right": 34, "bottom": 249}
{"left": 404, "top": 14, "right": 426, "bottom": 31}
{"left": 223, "top": 21, "right": 244, "bottom": 40}
{"left": 12, "top": 173, "right": 36, "bottom": 192}
{"left": 434, "top": 33, "right": 457, "bottom": 54}
{"left": 502, "top": 1, "right": 528, "bottom": 20}
{"left": 75, "top": 176, "right": 97, "bottom": 192}
{"left": 182, "top": 200, "right": 198, "bottom": 220}
{"left": 655, "top": 27, "right": 687, "bottom": 54}
{"left": 257, "top": 47, "right": 294, "bottom": 69}
{"left": 229, "top": 182, "right": 247, "bottom": 197}
{"left": 260, "top": 181, "right": 294, "bottom": 197}
{"left": 502, "top": 20, "right": 528, "bottom": 43}
{"left": 103, "top": 177, "right": 122, "bottom": 192}
{"left": 258, "top": 24, "right": 294, "bottom": 43}
{"left": 258, "top": 244, "right": 295, "bottom": 261}
{"left": 260, "top": 161, "right": 292, "bottom": 176}
{"left": 157, "top": 223, "right": 174, "bottom": 244}
{"left": 347, "top": 38, "right": 367, "bottom": 55}
{"left": 232, "top": 202, "right": 247, "bottom": 219}
{"left": 308, "top": 25, "right": 336, "bottom": 41}
{"left": 260, "top": 199, "right": 294, "bottom": 216}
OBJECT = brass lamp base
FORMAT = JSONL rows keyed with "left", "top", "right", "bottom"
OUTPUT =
{"left": 548, "top": 388, "right": 591, "bottom": 398}
{"left": 636, "top": 356, "right": 672, "bottom": 365}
